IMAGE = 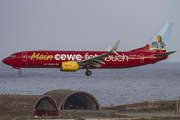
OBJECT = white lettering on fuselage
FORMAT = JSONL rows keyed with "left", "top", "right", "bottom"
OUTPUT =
{"left": 54, "top": 53, "right": 129, "bottom": 62}
{"left": 105, "top": 54, "right": 128, "bottom": 62}
{"left": 55, "top": 54, "right": 82, "bottom": 61}
{"left": 31, "top": 52, "right": 131, "bottom": 62}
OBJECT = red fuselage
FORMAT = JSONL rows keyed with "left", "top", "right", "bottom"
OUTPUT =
{"left": 2, "top": 50, "right": 167, "bottom": 69}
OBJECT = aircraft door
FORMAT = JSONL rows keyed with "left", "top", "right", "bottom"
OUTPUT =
{"left": 22, "top": 52, "right": 27, "bottom": 61}
{"left": 140, "top": 54, "right": 144, "bottom": 63}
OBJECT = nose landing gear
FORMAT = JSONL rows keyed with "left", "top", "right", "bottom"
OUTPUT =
{"left": 18, "top": 69, "right": 22, "bottom": 74}
{"left": 12, "top": 66, "right": 22, "bottom": 74}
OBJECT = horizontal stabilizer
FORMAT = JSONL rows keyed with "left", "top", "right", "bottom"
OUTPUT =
{"left": 154, "top": 51, "right": 176, "bottom": 57}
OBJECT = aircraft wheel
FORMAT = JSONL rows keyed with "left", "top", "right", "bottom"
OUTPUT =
{"left": 18, "top": 71, "right": 22, "bottom": 74}
{"left": 85, "top": 70, "right": 92, "bottom": 76}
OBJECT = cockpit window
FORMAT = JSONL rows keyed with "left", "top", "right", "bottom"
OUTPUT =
{"left": 9, "top": 55, "right": 16, "bottom": 58}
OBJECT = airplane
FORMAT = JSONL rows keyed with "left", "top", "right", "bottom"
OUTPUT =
{"left": 2, "top": 21, "right": 176, "bottom": 76}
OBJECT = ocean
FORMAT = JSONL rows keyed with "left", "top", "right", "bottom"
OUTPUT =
{"left": 0, "top": 62, "right": 180, "bottom": 106}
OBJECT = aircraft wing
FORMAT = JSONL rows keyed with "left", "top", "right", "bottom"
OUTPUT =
{"left": 78, "top": 40, "right": 120, "bottom": 68}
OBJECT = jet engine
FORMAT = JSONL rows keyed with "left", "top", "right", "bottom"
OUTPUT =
{"left": 60, "top": 62, "right": 79, "bottom": 72}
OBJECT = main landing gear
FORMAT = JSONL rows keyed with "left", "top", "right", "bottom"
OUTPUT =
{"left": 85, "top": 68, "right": 92, "bottom": 76}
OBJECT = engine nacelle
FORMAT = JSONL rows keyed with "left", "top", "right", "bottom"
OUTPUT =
{"left": 60, "top": 62, "right": 79, "bottom": 72}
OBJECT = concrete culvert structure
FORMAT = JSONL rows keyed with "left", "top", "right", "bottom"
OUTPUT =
{"left": 34, "top": 96, "right": 59, "bottom": 116}
{"left": 44, "top": 90, "right": 100, "bottom": 110}
{"left": 0, "top": 95, "right": 59, "bottom": 116}
{"left": 0, "top": 90, "right": 100, "bottom": 116}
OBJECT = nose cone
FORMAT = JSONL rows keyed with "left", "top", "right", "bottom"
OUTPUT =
{"left": 2, "top": 58, "right": 9, "bottom": 65}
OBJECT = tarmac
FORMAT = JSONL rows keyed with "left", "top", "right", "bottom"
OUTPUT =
{"left": 27, "top": 110, "right": 180, "bottom": 120}
{"left": 79, "top": 110, "right": 180, "bottom": 119}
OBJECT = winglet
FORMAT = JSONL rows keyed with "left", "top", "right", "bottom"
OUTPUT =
{"left": 111, "top": 40, "right": 120, "bottom": 55}
{"left": 106, "top": 46, "right": 111, "bottom": 51}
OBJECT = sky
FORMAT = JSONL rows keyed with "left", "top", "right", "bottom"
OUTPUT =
{"left": 0, "top": 0, "right": 180, "bottom": 62}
